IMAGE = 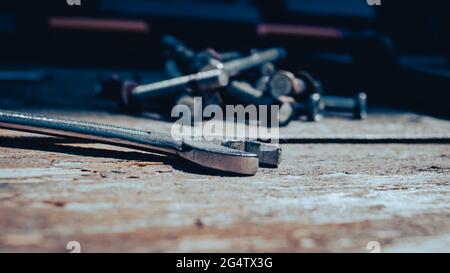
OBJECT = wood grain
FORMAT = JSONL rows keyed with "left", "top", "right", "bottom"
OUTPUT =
{"left": 0, "top": 111, "right": 449, "bottom": 252}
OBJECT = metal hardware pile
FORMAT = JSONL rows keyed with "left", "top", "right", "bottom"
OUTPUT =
{"left": 100, "top": 35, "right": 367, "bottom": 126}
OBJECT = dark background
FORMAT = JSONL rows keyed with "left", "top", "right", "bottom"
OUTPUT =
{"left": 0, "top": 0, "right": 449, "bottom": 117}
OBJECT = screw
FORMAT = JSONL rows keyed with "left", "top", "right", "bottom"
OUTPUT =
{"left": 322, "top": 92, "right": 368, "bottom": 119}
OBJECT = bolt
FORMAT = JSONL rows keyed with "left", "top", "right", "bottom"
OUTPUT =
{"left": 292, "top": 93, "right": 323, "bottom": 122}
{"left": 133, "top": 48, "right": 286, "bottom": 102}
{"left": 255, "top": 75, "right": 270, "bottom": 93}
{"left": 260, "top": 62, "right": 276, "bottom": 77}
{"left": 164, "top": 59, "right": 184, "bottom": 77}
{"left": 227, "top": 81, "right": 300, "bottom": 127}
{"left": 296, "top": 71, "right": 321, "bottom": 96}
{"left": 163, "top": 35, "right": 241, "bottom": 74}
{"left": 162, "top": 35, "right": 196, "bottom": 73}
{"left": 322, "top": 92, "right": 368, "bottom": 119}
{"left": 99, "top": 75, "right": 142, "bottom": 112}
{"left": 278, "top": 102, "right": 295, "bottom": 126}
{"left": 223, "top": 48, "right": 286, "bottom": 77}
{"left": 132, "top": 69, "right": 229, "bottom": 101}
{"left": 254, "top": 62, "right": 275, "bottom": 93}
{"left": 98, "top": 70, "right": 228, "bottom": 114}
{"left": 164, "top": 50, "right": 242, "bottom": 77}
{"left": 216, "top": 51, "right": 242, "bottom": 62}
{"left": 227, "top": 81, "right": 275, "bottom": 105}
{"left": 268, "top": 70, "right": 305, "bottom": 99}
{"left": 192, "top": 48, "right": 223, "bottom": 72}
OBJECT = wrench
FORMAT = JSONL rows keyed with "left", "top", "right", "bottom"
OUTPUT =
{"left": 0, "top": 110, "right": 281, "bottom": 175}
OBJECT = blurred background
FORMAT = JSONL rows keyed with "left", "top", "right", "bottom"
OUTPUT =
{"left": 0, "top": 0, "right": 449, "bottom": 118}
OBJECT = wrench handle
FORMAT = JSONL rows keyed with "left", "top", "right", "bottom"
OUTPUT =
{"left": 0, "top": 110, "right": 182, "bottom": 155}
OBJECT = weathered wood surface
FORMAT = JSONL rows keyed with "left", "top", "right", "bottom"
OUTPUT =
{"left": 5, "top": 108, "right": 450, "bottom": 141}
{"left": 0, "top": 111, "right": 449, "bottom": 252}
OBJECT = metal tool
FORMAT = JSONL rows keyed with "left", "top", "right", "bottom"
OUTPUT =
{"left": 322, "top": 92, "right": 367, "bottom": 119}
{"left": 227, "top": 80, "right": 275, "bottom": 106}
{"left": 100, "top": 45, "right": 286, "bottom": 125}
{"left": 278, "top": 101, "right": 296, "bottom": 126}
{"left": 255, "top": 62, "right": 276, "bottom": 93}
{"left": 163, "top": 35, "right": 242, "bottom": 75}
{"left": 268, "top": 70, "right": 305, "bottom": 99}
{"left": 131, "top": 48, "right": 286, "bottom": 101}
{"left": 226, "top": 81, "right": 298, "bottom": 126}
{"left": 0, "top": 110, "right": 281, "bottom": 175}
{"left": 292, "top": 93, "right": 323, "bottom": 122}
{"left": 295, "top": 71, "right": 322, "bottom": 96}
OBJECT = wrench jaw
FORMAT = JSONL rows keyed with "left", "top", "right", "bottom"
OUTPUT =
{"left": 221, "top": 140, "right": 282, "bottom": 168}
{"left": 178, "top": 140, "right": 259, "bottom": 175}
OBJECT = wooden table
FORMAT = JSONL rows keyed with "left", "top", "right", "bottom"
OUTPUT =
{"left": 0, "top": 109, "right": 449, "bottom": 253}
